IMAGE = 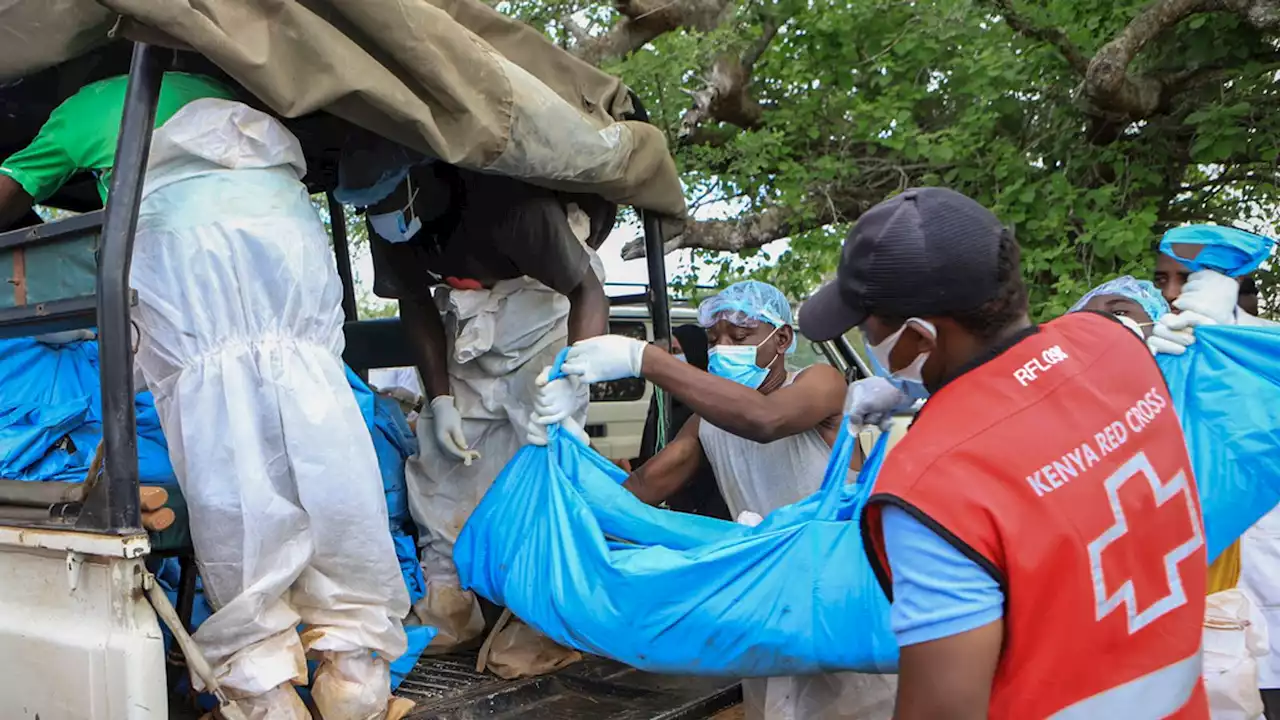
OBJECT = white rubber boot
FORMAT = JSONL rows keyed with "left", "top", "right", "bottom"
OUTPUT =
{"left": 413, "top": 582, "right": 485, "bottom": 653}
{"left": 208, "top": 683, "right": 308, "bottom": 720}
{"left": 312, "top": 649, "right": 393, "bottom": 720}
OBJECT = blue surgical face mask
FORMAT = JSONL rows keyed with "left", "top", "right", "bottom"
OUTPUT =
{"left": 673, "top": 353, "right": 688, "bottom": 363}
{"left": 865, "top": 322, "right": 933, "bottom": 403}
{"left": 708, "top": 326, "right": 781, "bottom": 389}
{"left": 367, "top": 177, "right": 422, "bottom": 244}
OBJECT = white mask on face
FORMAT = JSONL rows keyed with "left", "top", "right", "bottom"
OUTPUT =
{"left": 868, "top": 319, "right": 937, "bottom": 387}
{"left": 367, "top": 178, "right": 422, "bottom": 244}
{"left": 1117, "top": 314, "right": 1145, "bottom": 338}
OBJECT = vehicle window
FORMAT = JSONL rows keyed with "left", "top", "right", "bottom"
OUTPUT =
{"left": 789, "top": 339, "right": 833, "bottom": 370}
{"left": 590, "top": 321, "right": 648, "bottom": 402}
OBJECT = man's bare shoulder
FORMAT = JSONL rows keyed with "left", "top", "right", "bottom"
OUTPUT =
{"left": 793, "top": 363, "right": 847, "bottom": 389}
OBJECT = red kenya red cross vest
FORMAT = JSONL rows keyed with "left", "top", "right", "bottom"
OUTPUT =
{"left": 863, "top": 312, "right": 1207, "bottom": 719}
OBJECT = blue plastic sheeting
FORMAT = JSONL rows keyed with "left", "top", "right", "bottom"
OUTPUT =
{"left": 456, "top": 356, "right": 897, "bottom": 677}
{"left": 0, "top": 402, "right": 90, "bottom": 480}
{"left": 1160, "top": 225, "right": 1274, "bottom": 276}
{"left": 346, "top": 367, "right": 426, "bottom": 606}
{"left": 0, "top": 337, "right": 175, "bottom": 484}
{"left": 0, "top": 339, "right": 426, "bottom": 607}
{"left": 1159, "top": 325, "right": 1280, "bottom": 563}
{"left": 347, "top": 368, "right": 419, "bottom": 528}
{"left": 390, "top": 626, "right": 436, "bottom": 690}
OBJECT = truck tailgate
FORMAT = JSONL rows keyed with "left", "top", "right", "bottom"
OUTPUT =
{"left": 398, "top": 652, "right": 741, "bottom": 719}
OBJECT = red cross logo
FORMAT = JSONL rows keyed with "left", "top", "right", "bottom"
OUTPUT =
{"left": 1087, "top": 452, "right": 1203, "bottom": 634}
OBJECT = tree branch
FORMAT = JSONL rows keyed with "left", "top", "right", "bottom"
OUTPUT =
{"left": 1215, "top": 0, "right": 1280, "bottom": 29}
{"left": 989, "top": 0, "right": 1090, "bottom": 74}
{"left": 621, "top": 202, "right": 837, "bottom": 259}
{"left": 677, "top": 16, "right": 782, "bottom": 141}
{"left": 561, "top": 15, "right": 594, "bottom": 47}
{"left": 1082, "top": 0, "right": 1277, "bottom": 119}
{"left": 620, "top": 157, "right": 937, "bottom": 257}
{"left": 572, "top": 0, "right": 733, "bottom": 65}
{"left": 1082, "top": 0, "right": 1220, "bottom": 119}
{"left": 993, "top": 0, "right": 1280, "bottom": 123}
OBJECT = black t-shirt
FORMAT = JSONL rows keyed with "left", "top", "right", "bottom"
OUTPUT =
{"left": 369, "top": 165, "right": 615, "bottom": 301}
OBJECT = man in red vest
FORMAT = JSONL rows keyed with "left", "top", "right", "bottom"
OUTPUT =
{"left": 800, "top": 187, "right": 1208, "bottom": 719}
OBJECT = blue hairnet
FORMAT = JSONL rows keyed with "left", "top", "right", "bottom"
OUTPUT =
{"left": 1160, "top": 225, "right": 1274, "bottom": 277}
{"left": 698, "top": 280, "right": 798, "bottom": 353}
{"left": 1071, "top": 275, "right": 1169, "bottom": 322}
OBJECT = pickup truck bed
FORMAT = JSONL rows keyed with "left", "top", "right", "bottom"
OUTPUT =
{"left": 398, "top": 651, "right": 741, "bottom": 719}
{"left": 167, "top": 650, "right": 740, "bottom": 719}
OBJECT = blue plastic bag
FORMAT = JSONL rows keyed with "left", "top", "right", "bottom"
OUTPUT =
{"left": 0, "top": 402, "right": 90, "bottom": 479}
{"left": 1159, "top": 325, "right": 1280, "bottom": 562}
{"left": 456, "top": 354, "right": 897, "bottom": 676}
{"left": 345, "top": 367, "right": 420, "bottom": 529}
{"left": 389, "top": 626, "right": 435, "bottom": 690}
{"left": 0, "top": 336, "right": 178, "bottom": 484}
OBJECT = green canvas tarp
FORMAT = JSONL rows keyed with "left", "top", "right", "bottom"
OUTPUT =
{"left": 0, "top": 0, "right": 687, "bottom": 221}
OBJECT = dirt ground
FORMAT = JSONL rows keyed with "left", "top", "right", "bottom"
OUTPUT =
{"left": 712, "top": 706, "right": 744, "bottom": 720}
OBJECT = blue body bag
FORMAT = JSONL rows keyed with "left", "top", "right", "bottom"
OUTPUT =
{"left": 1155, "top": 223, "right": 1280, "bottom": 561}
{"left": 0, "top": 336, "right": 175, "bottom": 484}
{"left": 1160, "top": 325, "right": 1280, "bottom": 562}
{"left": 455, "top": 356, "right": 898, "bottom": 677}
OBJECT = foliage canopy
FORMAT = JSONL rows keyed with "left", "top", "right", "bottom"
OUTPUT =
{"left": 503, "top": 0, "right": 1280, "bottom": 318}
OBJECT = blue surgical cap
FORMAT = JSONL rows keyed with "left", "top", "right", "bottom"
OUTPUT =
{"left": 698, "top": 280, "right": 798, "bottom": 353}
{"left": 1160, "top": 225, "right": 1274, "bottom": 277}
{"left": 1071, "top": 275, "right": 1169, "bottom": 322}
{"left": 334, "top": 141, "right": 430, "bottom": 208}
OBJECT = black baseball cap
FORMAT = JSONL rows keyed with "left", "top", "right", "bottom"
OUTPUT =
{"left": 799, "top": 187, "right": 1006, "bottom": 341}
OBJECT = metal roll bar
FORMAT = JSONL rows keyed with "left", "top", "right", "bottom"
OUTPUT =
{"left": 328, "top": 193, "right": 360, "bottom": 323}
{"left": 79, "top": 42, "right": 164, "bottom": 533}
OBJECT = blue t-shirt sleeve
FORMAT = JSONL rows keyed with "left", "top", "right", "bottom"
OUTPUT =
{"left": 881, "top": 504, "right": 1005, "bottom": 647}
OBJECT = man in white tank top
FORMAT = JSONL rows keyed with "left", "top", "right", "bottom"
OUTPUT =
{"left": 535, "top": 280, "right": 896, "bottom": 720}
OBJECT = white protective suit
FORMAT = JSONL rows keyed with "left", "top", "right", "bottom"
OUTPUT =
{"left": 1204, "top": 589, "right": 1269, "bottom": 720}
{"left": 1229, "top": 309, "right": 1280, "bottom": 698}
{"left": 131, "top": 99, "right": 409, "bottom": 718}
{"left": 405, "top": 262, "right": 597, "bottom": 677}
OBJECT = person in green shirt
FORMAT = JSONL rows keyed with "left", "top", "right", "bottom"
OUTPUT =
{"left": 0, "top": 72, "right": 235, "bottom": 229}
{"left": 0, "top": 75, "right": 413, "bottom": 720}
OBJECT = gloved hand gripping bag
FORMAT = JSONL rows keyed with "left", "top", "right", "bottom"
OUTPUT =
{"left": 455, "top": 350, "right": 898, "bottom": 676}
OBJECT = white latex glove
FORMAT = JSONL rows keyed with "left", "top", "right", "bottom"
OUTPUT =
{"left": 736, "top": 510, "right": 764, "bottom": 527}
{"left": 1148, "top": 310, "right": 1215, "bottom": 356}
{"left": 844, "top": 376, "right": 912, "bottom": 432}
{"left": 526, "top": 413, "right": 590, "bottom": 446}
{"left": 1173, "top": 270, "right": 1239, "bottom": 326}
{"left": 560, "top": 335, "right": 647, "bottom": 384}
{"left": 429, "top": 395, "right": 480, "bottom": 465}
{"left": 532, "top": 367, "right": 588, "bottom": 426}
